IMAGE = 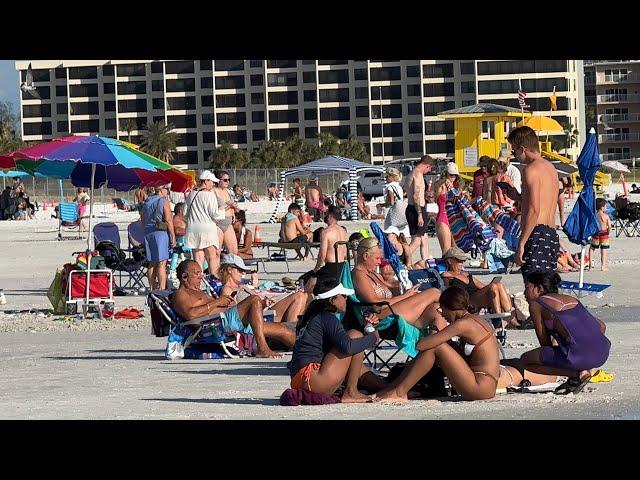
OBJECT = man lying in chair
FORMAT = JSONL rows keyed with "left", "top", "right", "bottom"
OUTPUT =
{"left": 280, "top": 202, "right": 313, "bottom": 260}
{"left": 172, "top": 259, "right": 294, "bottom": 358}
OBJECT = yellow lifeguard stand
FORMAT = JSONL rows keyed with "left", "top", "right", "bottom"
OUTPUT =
{"left": 438, "top": 103, "right": 530, "bottom": 175}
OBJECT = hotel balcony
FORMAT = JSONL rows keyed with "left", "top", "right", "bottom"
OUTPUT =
{"left": 599, "top": 132, "right": 640, "bottom": 143}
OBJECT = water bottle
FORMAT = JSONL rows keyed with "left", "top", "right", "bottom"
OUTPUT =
{"left": 364, "top": 323, "right": 376, "bottom": 334}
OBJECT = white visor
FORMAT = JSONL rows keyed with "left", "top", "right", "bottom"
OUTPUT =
{"left": 314, "top": 284, "right": 355, "bottom": 300}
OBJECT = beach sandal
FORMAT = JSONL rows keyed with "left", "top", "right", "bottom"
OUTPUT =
{"left": 590, "top": 370, "right": 614, "bottom": 383}
{"left": 554, "top": 374, "right": 593, "bottom": 395}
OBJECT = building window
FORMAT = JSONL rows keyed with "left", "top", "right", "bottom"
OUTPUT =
{"left": 55, "top": 67, "right": 66, "bottom": 79}
{"left": 101, "top": 64, "right": 114, "bottom": 76}
{"left": 166, "top": 78, "right": 196, "bottom": 92}
{"left": 250, "top": 74, "right": 264, "bottom": 86}
{"left": 214, "top": 60, "right": 244, "bottom": 71}
{"left": 371, "top": 85, "right": 402, "bottom": 100}
{"left": 408, "top": 122, "right": 422, "bottom": 134}
{"left": 70, "top": 119, "right": 99, "bottom": 134}
{"left": 57, "top": 121, "right": 68, "bottom": 132}
{"left": 167, "top": 115, "right": 197, "bottom": 129}
{"left": 199, "top": 60, "right": 212, "bottom": 71}
{"left": 321, "top": 125, "right": 351, "bottom": 139}
{"left": 373, "top": 141, "right": 403, "bottom": 156}
{"left": 320, "top": 107, "right": 350, "bottom": 121}
{"left": 423, "top": 82, "right": 455, "bottom": 97}
{"left": 117, "top": 63, "right": 146, "bottom": 77}
{"left": 252, "top": 129, "right": 265, "bottom": 141}
{"left": 355, "top": 87, "right": 368, "bottom": 99}
{"left": 152, "top": 116, "right": 165, "bottom": 124}
{"left": 424, "top": 120, "right": 454, "bottom": 135}
{"left": 354, "top": 68, "right": 368, "bottom": 81}
{"left": 409, "top": 140, "right": 423, "bottom": 153}
{"left": 461, "top": 81, "right": 475, "bottom": 94}
{"left": 167, "top": 96, "right": 196, "bottom": 110}
{"left": 56, "top": 85, "right": 67, "bottom": 97}
{"left": 268, "top": 91, "right": 298, "bottom": 105}
{"left": 270, "top": 128, "right": 299, "bottom": 140}
{"left": 267, "top": 72, "right": 297, "bottom": 87}
{"left": 303, "top": 90, "right": 317, "bottom": 102}
{"left": 319, "top": 88, "right": 350, "bottom": 103}
{"left": 369, "top": 66, "right": 401, "bottom": 82}
{"left": 165, "top": 61, "right": 194, "bottom": 74}
{"left": 103, "top": 83, "right": 115, "bottom": 94}
{"left": 69, "top": 84, "right": 98, "bottom": 97}
{"left": 423, "top": 101, "right": 455, "bottom": 116}
{"left": 249, "top": 60, "right": 263, "bottom": 68}
{"left": 269, "top": 109, "right": 299, "bottom": 124}
{"left": 68, "top": 66, "right": 97, "bottom": 80}
{"left": 215, "top": 94, "right": 245, "bottom": 108}
{"left": 104, "top": 118, "right": 116, "bottom": 130}
{"left": 201, "top": 95, "right": 214, "bottom": 107}
{"left": 425, "top": 139, "right": 454, "bottom": 155}
{"left": 117, "top": 81, "right": 146, "bottom": 95}
{"left": 215, "top": 75, "right": 245, "bottom": 89}
{"left": 118, "top": 99, "right": 147, "bottom": 113}
{"left": 304, "top": 108, "right": 317, "bottom": 120}
{"left": 217, "top": 112, "right": 247, "bottom": 126}
{"left": 476, "top": 60, "right": 567, "bottom": 75}
{"left": 422, "top": 63, "right": 454, "bottom": 78}
{"left": 57, "top": 103, "right": 68, "bottom": 115}
{"left": 317, "top": 60, "right": 349, "bottom": 65}
{"left": 23, "top": 104, "right": 52, "bottom": 118}
{"left": 460, "top": 62, "right": 474, "bottom": 75}
{"left": 70, "top": 102, "right": 99, "bottom": 115}
{"left": 371, "top": 104, "right": 403, "bottom": 119}
{"left": 406, "top": 84, "right": 421, "bottom": 97}
{"left": 173, "top": 151, "right": 199, "bottom": 165}
{"left": 356, "top": 124, "right": 370, "bottom": 137}
{"left": 303, "top": 71, "right": 316, "bottom": 83}
{"left": 201, "top": 77, "right": 213, "bottom": 89}
{"left": 23, "top": 122, "right": 52, "bottom": 136}
{"left": 406, "top": 65, "right": 420, "bottom": 77}
{"left": 202, "top": 132, "right": 215, "bottom": 144}
{"left": 301, "top": 60, "right": 316, "bottom": 65}
{"left": 151, "top": 61, "right": 164, "bottom": 73}
{"left": 252, "top": 111, "right": 265, "bottom": 123}
{"left": 267, "top": 60, "right": 297, "bottom": 68}
{"left": 356, "top": 106, "right": 369, "bottom": 118}
{"left": 152, "top": 80, "right": 164, "bottom": 92}
{"left": 304, "top": 127, "right": 317, "bottom": 139}
{"left": 318, "top": 70, "right": 349, "bottom": 84}
{"left": 202, "top": 113, "right": 214, "bottom": 125}
{"left": 372, "top": 123, "right": 403, "bottom": 137}
{"left": 408, "top": 103, "right": 422, "bottom": 115}
{"left": 176, "top": 132, "right": 198, "bottom": 147}
{"left": 251, "top": 92, "right": 264, "bottom": 105}
{"left": 104, "top": 101, "right": 116, "bottom": 112}
{"left": 477, "top": 77, "right": 567, "bottom": 95}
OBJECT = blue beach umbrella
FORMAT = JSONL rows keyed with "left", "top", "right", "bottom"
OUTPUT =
{"left": 563, "top": 128, "right": 601, "bottom": 286}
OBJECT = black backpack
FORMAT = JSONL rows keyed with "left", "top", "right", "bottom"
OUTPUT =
{"left": 95, "top": 240, "right": 127, "bottom": 268}
{"left": 386, "top": 362, "right": 450, "bottom": 399}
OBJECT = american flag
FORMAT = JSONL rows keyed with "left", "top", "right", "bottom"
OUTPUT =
{"left": 518, "top": 87, "right": 529, "bottom": 109}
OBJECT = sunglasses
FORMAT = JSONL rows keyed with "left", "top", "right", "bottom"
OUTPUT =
{"left": 221, "top": 178, "right": 230, "bottom": 182}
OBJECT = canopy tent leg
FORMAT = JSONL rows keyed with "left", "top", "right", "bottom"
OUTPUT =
{"left": 349, "top": 168, "right": 358, "bottom": 221}
{"left": 85, "top": 163, "right": 96, "bottom": 318}
{"left": 268, "top": 171, "right": 287, "bottom": 224}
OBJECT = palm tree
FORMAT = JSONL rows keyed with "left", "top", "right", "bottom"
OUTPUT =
{"left": 563, "top": 123, "right": 579, "bottom": 157}
{"left": 140, "top": 121, "right": 178, "bottom": 163}
{"left": 122, "top": 118, "right": 137, "bottom": 143}
{"left": 208, "top": 141, "right": 247, "bottom": 169}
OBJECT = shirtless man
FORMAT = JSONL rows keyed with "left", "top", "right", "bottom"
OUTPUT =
{"left": 503, "top": 126, "right": 560, "bottom": 279}
{"left": 280, "top": 203, "right": 313, "bottom": 260}
{"left": 171, "top": 260, "right": 293, "bottom": 358}
{"left": 404, "top": 155, "right": 434, "bottom": 263}
{"left": 313, "top": 206, "right": 348, "bottom": 281}
{"left": 305, "top": 174, "right": 326, "bottom": 221}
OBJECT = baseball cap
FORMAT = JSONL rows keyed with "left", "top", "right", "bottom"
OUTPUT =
{"left": 446, "top": 163, "right": 459, "bottom": 175}
{"left": 313, "top": 282, "right": 355, "bottom": 300}
{"left": 443, "top": 246, "right": 469, "bottom": 261}
{"left": 220, "top": 253, "right": 256, "bottom": 273}
{"left": 199, "top": 170, "right": 219, "bottom": 182}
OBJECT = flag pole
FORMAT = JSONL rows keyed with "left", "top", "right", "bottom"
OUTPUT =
{"left": 546, "top": 85, "right": 556, "bottom": 143}
{"left": 519, "top": 79, "right": 525, "bottom": 122}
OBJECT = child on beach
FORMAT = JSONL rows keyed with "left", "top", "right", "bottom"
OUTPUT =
{"left": 589, "top": 198, "right": 611, "bottom": 271}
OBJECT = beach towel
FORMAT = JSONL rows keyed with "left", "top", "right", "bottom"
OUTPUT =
{"left": 446, "top": 190, "right": 496, "bottom": 253}
{"left": 279, "top": 388, "right": 341, "bottom": 406}
{"left": 370, "top": 222, "right": 412, "bottom": 291}
{"left": 475, "top": 197, "right": 521, "bottom": 250}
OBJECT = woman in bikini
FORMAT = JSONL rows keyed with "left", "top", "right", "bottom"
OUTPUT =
{"left": 441, "top": 246, "right": 516, "bottom": 327}
{"left": 376, "top": 286, "right": 500, "bottom": 402}
{"left": 520, "top": 271, "right": 611, "bottom": 394}
{"left": 432, "top": 163, "right": 458, "bottom": 256}
{"left": 352, "top": 237, "right": 445, "bottom": 358}
{"left": 213, "top": 169, "right": 239, "bottom": 254}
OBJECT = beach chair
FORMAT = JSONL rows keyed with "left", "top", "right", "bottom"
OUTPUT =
{"left": 127, "top": 220, "right": 149, "bottom": 285}
{"left": 147, "top": 290, "right": 240, "bottom": 358}
{"left": 93, "top": 222, "right": 148, "bottom": 293}
{"left": 57, "top": 202, "right": 81, "bottom": 240}
{"left": 559, "top": 280, "right": 611, "bottom": 299}
{"left": 261, "top": 241, "right": 321, "bottom": 272}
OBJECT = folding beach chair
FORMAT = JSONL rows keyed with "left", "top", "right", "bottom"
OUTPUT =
{"left": 94, "top": 222, "right": 147, "bottom": 293}
{"left": 57, "top": 202, "right": 82, "bottom": 240}
{"left": 261, "top": 241, "right": 321, "bottom": 272}
{"left": 559, "top": 280, "right": 611, "bottom": 299}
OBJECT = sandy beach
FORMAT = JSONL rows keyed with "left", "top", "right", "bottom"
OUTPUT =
{"left": 1, "top": 191, "right": 638, "bottom": 419}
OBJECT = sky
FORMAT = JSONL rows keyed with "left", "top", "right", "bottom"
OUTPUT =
{"left": 0, "top": 60, "right": 20, "bottom": 110}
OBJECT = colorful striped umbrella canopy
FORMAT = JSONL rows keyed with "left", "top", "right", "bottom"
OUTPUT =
{"left": 0, "top": 135, "right": 193, "bottom": 192}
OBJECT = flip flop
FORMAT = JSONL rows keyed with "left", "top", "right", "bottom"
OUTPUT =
{"left": 590, "top": 370, "right": 614, "bottom": 383}
{"left": 554, "top": 374, "right": 593, "bottom": 395}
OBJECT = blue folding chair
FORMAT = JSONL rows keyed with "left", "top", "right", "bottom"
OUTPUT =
{"left": 57, "top": 202, "right": 81, "bottom": 240}
{"left": 94, "top": 222, "right": 147, "bottom": 293}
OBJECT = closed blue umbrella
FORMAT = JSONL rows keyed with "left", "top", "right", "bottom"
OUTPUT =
{"left": 563, "top": 128, "right": 601, "bottom": 287}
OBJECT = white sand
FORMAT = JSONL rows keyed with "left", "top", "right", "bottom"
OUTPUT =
{"left": 0, "top": 186, "right": 638, "bottom": 419}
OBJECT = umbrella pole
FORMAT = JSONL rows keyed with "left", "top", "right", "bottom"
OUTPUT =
{"left": 579, "top": 245, "right": 586, "bottom": 289}
{"left": 85, "top": 163, "right": 96, "bottom": 318}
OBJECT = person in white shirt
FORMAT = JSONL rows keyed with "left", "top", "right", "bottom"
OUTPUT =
{"left": 498, "top": 148, "right": 522, "bottom": 194}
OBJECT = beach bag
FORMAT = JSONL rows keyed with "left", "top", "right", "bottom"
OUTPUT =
{"left": 165, "top": 329, "right": 186, "bottom": 360}
{"left": 47, "top": 269, "right": 66, "bottom": 314}
{"left": 513, "top": 292, "right": 530, "bottom": 324}
{"left": 386, "top": 363, "right": 449, "bottom": 398}
{"left": 383, "top": 184, "right": 408, "bottom": 230}
{"left": 154, "top": 198, "right": 169, "bottom": 231}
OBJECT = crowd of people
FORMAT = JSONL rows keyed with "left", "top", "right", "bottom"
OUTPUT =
{"left": 0, "top": 177, "right": 36, "bottom": 221}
